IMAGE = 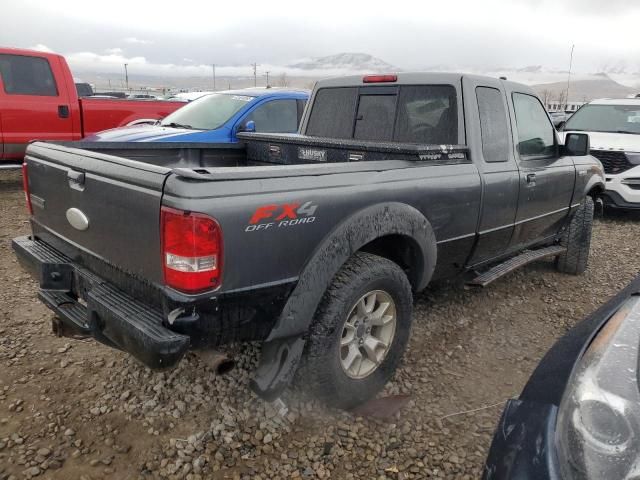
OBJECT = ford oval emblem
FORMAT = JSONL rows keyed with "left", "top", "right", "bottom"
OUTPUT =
{"left": 66, "top": 208, "right": 89, "bottom": 231}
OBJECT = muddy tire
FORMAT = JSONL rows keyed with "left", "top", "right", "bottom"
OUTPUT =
{"left": 556, "top": 196, "right": 594, "bottom": 275}
{"left": 299, "top": 252, "right": 413, "bottom": 409}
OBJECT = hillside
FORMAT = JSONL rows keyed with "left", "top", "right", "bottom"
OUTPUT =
{"left": 531, "top": 73, "right": 637, "bottom": 102}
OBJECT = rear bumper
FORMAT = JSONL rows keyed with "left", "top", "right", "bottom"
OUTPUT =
{"left": 12, "top": 235, "right": 190, "bottom": 369}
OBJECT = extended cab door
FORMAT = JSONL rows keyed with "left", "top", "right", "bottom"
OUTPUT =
{"left": 507, "top": 88, "right": 575, "bottom": 248}
{"left": 0, "top": 53, "right": 76, "bottom": 160}
{"left": 463, "top": 78, "right": 520, "bottom": 266}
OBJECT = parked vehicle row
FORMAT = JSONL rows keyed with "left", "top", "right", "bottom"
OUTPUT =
{"left": 0, "top": 47, "right": 183, "bottom": 162}
{"left": 13, "top": 72, "right": 604, "bottom": 408}
{"left": 549, "top": 110, "right": 573, "bottom": 127}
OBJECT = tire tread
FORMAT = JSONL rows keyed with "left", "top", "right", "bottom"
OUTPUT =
{"left": 556, "top": 196, "right": 594, "bottom": 275}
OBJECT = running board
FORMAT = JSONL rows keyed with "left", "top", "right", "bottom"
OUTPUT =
{"left": 466, "top": 245, "right": 566, "bottom": 287}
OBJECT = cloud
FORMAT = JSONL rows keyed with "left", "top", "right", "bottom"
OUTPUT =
{"left": 514, "top": 0, "right": 640, "bottom": 14}
{"left": 29, "top": 44, "right": 54, "bottom": 52}
{"left": 123, "top": 37, "right": 153, "bottom": 45}
{"left": 4, "top": 0, "right": 639, "bottom": 78}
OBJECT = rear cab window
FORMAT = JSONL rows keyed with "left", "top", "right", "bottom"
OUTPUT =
{"left": 0, "top": 54, "right": 58, "bottom": 96}
{"left": 476, "top": 87, "right": 510, "bottom": 162}
{"left": 306, "top": 84, "right": 459, "bottom": 145}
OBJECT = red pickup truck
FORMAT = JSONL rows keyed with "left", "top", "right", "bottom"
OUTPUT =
{"left": 0, "top": 47, "right": 183, "bottom": 162}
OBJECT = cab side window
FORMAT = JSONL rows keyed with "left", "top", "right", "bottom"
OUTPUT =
{"left": 0, "top": 54, "right": 58, "bottom": 96}
{"left": 512, "top": 93, "right": 556, "bottom": 158}
{"left": 245, "top": 99, "right": 298, "bottom": 133}
{"left": 476, "top": 87, "right": 509, "bottom": 162}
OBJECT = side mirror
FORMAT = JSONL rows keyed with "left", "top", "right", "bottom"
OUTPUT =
{"left": 556, "top": 121, "right": 566, "bottom": 131}
{"left": 238, "top": 120, "right": 256, "bottom": 133}
{"left": 564, "top": 132, "right": 590, "bottom": 156}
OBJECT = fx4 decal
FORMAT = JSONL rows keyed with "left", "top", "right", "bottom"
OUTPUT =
{"left": 246, "top": 201, "right": 317, "bottom": 232}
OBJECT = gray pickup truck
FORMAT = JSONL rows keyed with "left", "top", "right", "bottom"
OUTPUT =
{"left": 13, "top": 73, "right": 604, "bottom": 408}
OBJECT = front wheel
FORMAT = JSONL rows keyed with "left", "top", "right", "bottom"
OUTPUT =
{"left": 299, "top": 252, "right": 413, "bottom": 409}
{"left": 556, "top": 196, "right": 594, "bottom": 275}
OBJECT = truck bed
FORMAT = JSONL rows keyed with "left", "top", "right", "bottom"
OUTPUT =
{"left": 52, "top": 133, "right": 470, "bottom": 172}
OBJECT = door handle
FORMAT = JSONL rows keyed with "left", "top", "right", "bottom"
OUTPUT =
{"left": 58, "top": 105, "right": 70, "bottom": 118}
{"left": 526, "top": 173, "right": 536, "bottom": 185}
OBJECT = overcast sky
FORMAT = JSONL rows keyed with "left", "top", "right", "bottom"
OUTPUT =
{"left": 1, "top": 0, "right": 639, "bottom": 78}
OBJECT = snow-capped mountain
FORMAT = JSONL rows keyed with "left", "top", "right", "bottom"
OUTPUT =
{"left": 288, "top": 53, "right": 398, "bottom": 74}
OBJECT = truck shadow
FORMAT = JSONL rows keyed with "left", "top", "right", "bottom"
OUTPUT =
{"left": 0, "top": 171, "right": 23, "bottom": 192}
{"left": 601, "top": 208, "right": 640, "bottom": 222}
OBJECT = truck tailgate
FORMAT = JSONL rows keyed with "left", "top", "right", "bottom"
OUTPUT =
{"left": 25, "top": 142, "right": 170, "bottom": 285}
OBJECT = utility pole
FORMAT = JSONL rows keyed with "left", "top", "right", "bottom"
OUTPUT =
{"left": 124, "top": 63, "right": 129, "bottom": 91}
{"left": 264, "top": 71, "right": 270, "bottom": 88}
{"left": 212, "top": 64, "right": 216, "bottom": 91}
{"left": 251, "top": 63, "right": 259, "bottom": 87}
{"left": 565, "top": 44, "right": 575, "bottom": 112}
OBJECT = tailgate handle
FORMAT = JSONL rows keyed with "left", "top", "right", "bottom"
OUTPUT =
{"left": 67, "top": 170, "right": 86, "bottom": 191}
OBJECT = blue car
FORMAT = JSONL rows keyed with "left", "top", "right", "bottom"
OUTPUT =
{"left": 86, "top": 88, "right": 309, "bottom": 143}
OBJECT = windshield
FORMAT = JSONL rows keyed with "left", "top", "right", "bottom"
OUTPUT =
{"left": 160, "top": 93, "right": 255, "bottom": 130}
{"left": 564, "top": 104, "right": 640, "bottom": 134}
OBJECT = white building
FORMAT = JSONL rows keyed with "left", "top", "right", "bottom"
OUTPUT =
{"left": 546, "top": 101, "right": 586, "bottom": 113}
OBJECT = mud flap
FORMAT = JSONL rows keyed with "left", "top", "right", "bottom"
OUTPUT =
{"left": 250, "top": 337, "right": 306, "bottom": 402}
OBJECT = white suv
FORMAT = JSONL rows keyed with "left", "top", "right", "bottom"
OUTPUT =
{"left": 561, "top": 98, "right": 640, "bottom": 209}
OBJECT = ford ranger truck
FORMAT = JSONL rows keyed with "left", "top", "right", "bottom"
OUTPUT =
{"left": 0, "top": 47, "right": 182, "bottom": 163}
{"left": 13, "top": 73, "right": 605, "bottom": 408}
{"left": 559, "top": 98, "right": 640, "bottom": 209}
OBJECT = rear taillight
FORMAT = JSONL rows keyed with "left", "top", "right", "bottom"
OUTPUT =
{"left": 362, "top": 74, "right": 398, "bottom": 83}
{"left": 161, "top": 206, "right": 223, "bottom": 293}
{"left": 22, "top": 162, "right": 33, "bottom": 215}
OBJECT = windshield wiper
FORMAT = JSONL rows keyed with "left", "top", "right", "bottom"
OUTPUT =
{"left": 161, "top": 122, "right": 194, "bottom": 129}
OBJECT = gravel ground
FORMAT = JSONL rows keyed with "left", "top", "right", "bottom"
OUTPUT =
{"left": 1, "top": 169, "right": 639, "bottom": 479}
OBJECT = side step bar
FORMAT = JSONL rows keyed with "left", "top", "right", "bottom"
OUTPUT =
{"left": 467, "top": 245, "right": 566, "bottom": 287}
{"left": 0, "top": 162, "right": 23, "bottom": 171}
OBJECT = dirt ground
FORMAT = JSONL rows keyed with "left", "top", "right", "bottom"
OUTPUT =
{"left": 1, "top": 169, "right": 639, "bottom": 480}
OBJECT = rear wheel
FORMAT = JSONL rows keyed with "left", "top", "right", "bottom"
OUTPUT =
{"left": 300, "top": 252, "right": 413, "bottom": 409}
{"left": 556, "top": 196, "right": 594, "bottom": 275}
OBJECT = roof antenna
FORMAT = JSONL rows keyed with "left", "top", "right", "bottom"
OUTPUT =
{"left": 499, "top": 76, "right": 507, "bottom": 80}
